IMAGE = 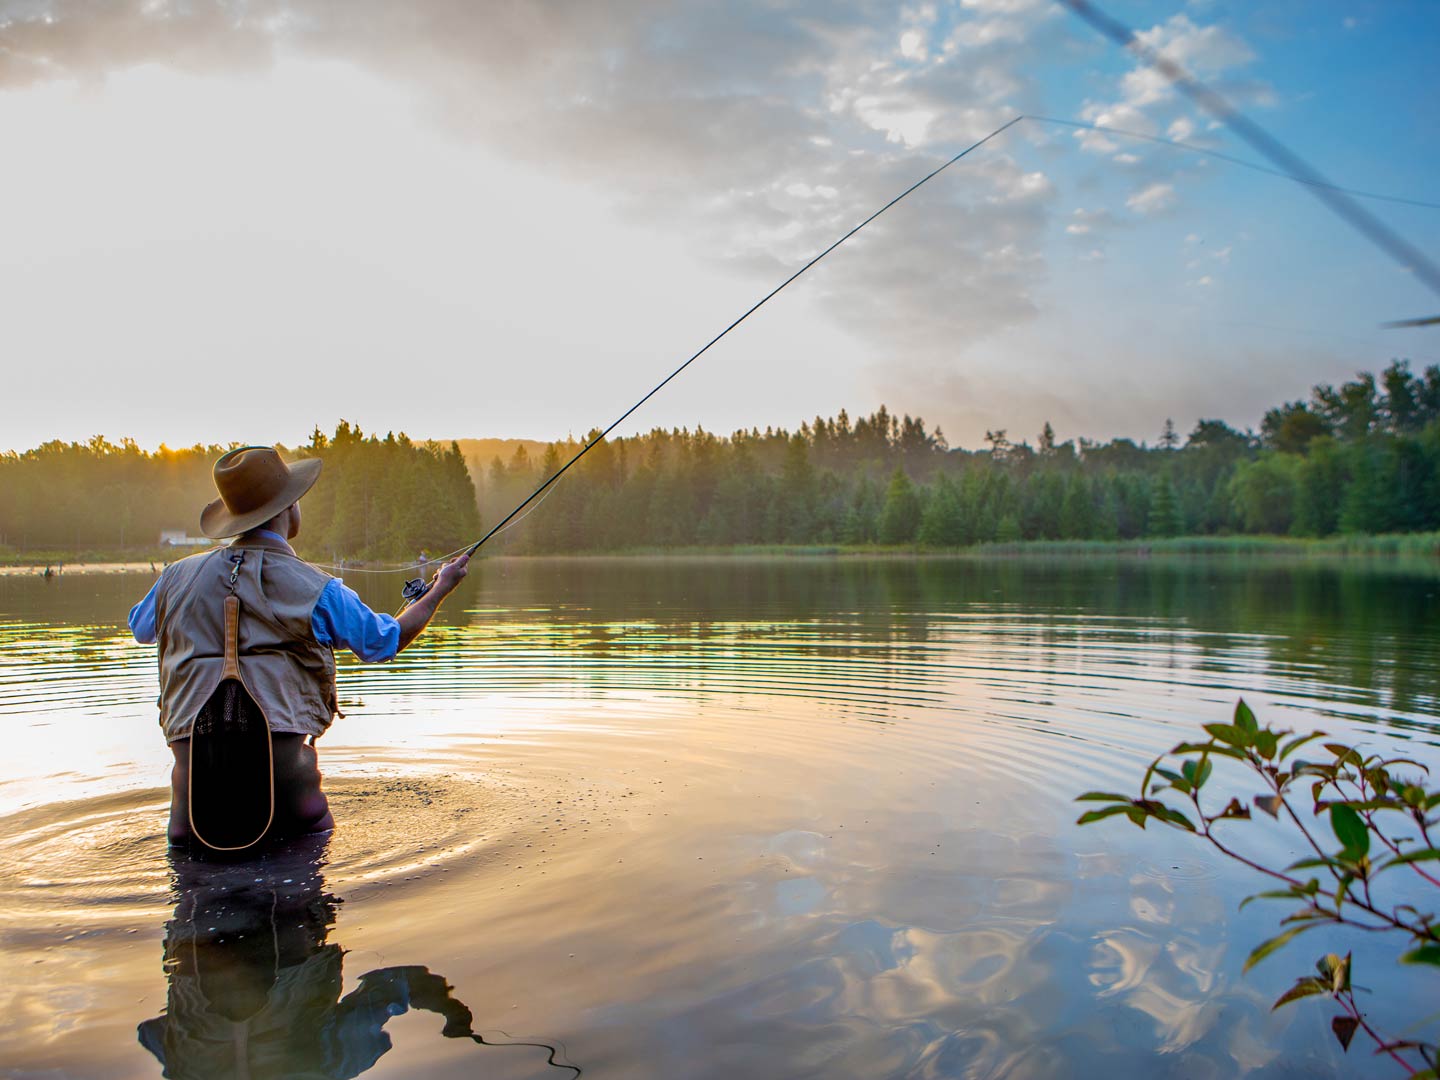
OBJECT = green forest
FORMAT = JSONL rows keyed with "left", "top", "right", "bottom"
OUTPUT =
{"left": 0, "top": 423, "right": 478, "bottom": 563}
{"left": 2, "top": 360, "right": 1438, "bottom": 562}
{"left": 480, "top": 359, "right": 1440, "bottom": 552}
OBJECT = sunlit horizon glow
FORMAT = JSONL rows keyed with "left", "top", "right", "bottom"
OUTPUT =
{"left": 1, "top": 1, "right": 1437, "bottom": 454}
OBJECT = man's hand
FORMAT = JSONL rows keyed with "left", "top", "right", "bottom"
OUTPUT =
{"left": 395, "top": 553, "right": 471, "bottom": 654}
{"left": 431, "top": 553, "right": 470, "bottom": 597}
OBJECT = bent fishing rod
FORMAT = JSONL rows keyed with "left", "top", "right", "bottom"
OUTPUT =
{"left": 395, "top": 114, "right": 1026, "bottom": 610}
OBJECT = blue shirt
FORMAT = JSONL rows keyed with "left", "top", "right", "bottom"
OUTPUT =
{"left": 127, "top": 531, "right": 401, "bottom": 663}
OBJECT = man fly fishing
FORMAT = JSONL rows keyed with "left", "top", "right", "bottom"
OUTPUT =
{"left": 128, "top": 445, "right": 469, "bottom": 852}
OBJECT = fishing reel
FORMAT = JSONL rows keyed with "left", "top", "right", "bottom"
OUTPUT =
{"left": 401, "top": 577, "right": 433, "bottom": 605}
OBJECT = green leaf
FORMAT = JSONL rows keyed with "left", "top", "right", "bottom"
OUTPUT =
{"left": 1124, "top": 807, "right": 1148, "bottom": 828}
{"left": 1181, "top": 757, "right": 1213, "bottom": 790}
{"left": 1324, "top": 881, "right": 1347, "bottom": 915}
{"left": 1400, "top": 945, "right": 1440, "bottom": 967}
{"left": 1286, "top": 856, "right": 1335, "bottom": 872}
{"left": 1329, "top": 804, "right": 1369, "bottom": 859}
{"left": 1077, "top": 805, "right": 1132, "bottom": 825}
{"left": 1254, "top": 794, "right": 1283, "bottom": 818}
{"left": 1280, "top": 732, "right": 1326, "bottom": 761}
{"left": 1324, "top": 743, "right": 1363, "bottom": 768}
{"left": 1075, "top": 792, "right": 1132, "bottom": 803}
{"left": 1151, "top": 805, "right": 1196, "bottom": 832}
{"left": 1376, "top": 756, "right": 1429, "bottom": 774}
{"left": 1254, "top": 730, "right": 1279, "bottom": 760}
{"left": 1272, "top": 977, "right": 1327, "bottom": 1010}
{"left": 1204, "top": 723, "right": 1252, "bottom": 749}
{"left": 1235, "top": 699, "right": 1258, "bottom": 734}
{"left": 1384, "top": 848, "right": 1440, "bottom": 867}
{"left": 1171, "top": 741, "right": 1248, "bottom": 761}
{"left": 1340, "top": 797, "right": 1402, "bottom": 813}
{"left": 1331, "top": 1015, "right": 1359, "bottom": 1052}
{"left": 1240, "top": 889, "right": 1303, "bottom": 910}
{"left": 1243, "top": 923, "right": 1319, "bottom": 972}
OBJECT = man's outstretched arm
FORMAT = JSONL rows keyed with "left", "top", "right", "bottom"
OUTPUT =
{"left": 312, "top": 554, "right": 469, "bottom": 661}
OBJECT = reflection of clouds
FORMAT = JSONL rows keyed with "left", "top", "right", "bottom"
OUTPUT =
{"left": 1091, "top": 930, "right": 1224, "bottom": 1051}
{"left": 1090, "top": 874, "right": 1231, "bottom": 1054}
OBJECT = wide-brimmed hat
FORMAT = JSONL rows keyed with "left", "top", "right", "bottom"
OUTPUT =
{"left": 200, "top": 446, "right": 323, "bottom": 539}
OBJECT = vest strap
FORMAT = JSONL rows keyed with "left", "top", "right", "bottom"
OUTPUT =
{"left": 220, "top": 594, "right": 242, "bottom": 682}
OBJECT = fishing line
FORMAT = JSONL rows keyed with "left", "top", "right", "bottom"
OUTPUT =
{"left": 380, "top": 114, "right": 1025, "bottom": 608}
{"left": 1026, "top": 115, "right": 1440, "bottom": 211}
{"left": 449, "top": 115, "right": 1028, "bottom": 563}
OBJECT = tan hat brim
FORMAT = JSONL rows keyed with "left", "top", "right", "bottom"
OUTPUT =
{"left": 199, "top": 457, "right": 323, "bottom": 539}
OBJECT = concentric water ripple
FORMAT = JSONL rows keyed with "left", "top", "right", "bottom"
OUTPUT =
{"left": 0, "top": 772, "right": 522, "bottom": 934}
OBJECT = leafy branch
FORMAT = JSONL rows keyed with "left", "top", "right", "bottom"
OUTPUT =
{"left": 1078, "top": 699, "right": 1439, "bottom": 1075}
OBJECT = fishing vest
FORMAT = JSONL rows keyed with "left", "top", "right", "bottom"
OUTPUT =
{"left": 153, "top": 536, "right": 338, "bottom": 742}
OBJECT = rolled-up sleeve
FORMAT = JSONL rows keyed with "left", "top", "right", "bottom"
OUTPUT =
{"left": 128, "top": 579, "right": 160, "bottom": 644}
{"left": 311, "top": 579, "right": 401, "bottom": 663}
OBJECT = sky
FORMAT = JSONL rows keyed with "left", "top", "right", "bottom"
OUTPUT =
{"left": 1, "top": 0, "right": 1437, "bottom": 453}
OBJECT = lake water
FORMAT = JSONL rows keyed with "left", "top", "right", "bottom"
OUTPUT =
{"left": 1, "top": 555, "right": 1436, "bottom": 1079}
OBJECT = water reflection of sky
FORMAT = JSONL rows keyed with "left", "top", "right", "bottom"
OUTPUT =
{"left": 0, "top": 557, "right": 1436, "bottom": 1078}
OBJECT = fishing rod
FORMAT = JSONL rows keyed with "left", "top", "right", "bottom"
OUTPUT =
{"left": 396, "top": 114, "right": 1027, "bottom": 610}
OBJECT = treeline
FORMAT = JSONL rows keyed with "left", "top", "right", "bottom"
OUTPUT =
{"left": 479, "top": 360, "right": 1440, "bottom": 551}
{"left": 0, "top": 423, "right": 479, "bottom": 561}
{"left": 4, "top": 361, "right": 1438, "bottom": 559}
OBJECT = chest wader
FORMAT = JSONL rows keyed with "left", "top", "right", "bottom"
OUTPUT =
{"left": 188, "top": 550, "right": 275, "bottom": 853}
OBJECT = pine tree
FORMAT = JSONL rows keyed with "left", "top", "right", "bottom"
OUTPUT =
{"left": 918, "top": 471, "right": 964, "bottom": 545}
{"left": 878, "top": 468, "right": 921, "bottom": 544}
{"left": 1147, "top": 474, "right": 1182, "bottom": 536}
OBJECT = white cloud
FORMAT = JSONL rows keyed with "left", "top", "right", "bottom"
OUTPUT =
{"left": 1167, "top": 116, "right": 1195, "bottom": 141}
{"left": 1127, "top": 182, "right": 1177, "bottom": 215}
{"left": 1075, "top": 101, "right": 1154, "bottom": 153}
{"left": 1133, "top": 14, "right": 1256, "bottom": 79}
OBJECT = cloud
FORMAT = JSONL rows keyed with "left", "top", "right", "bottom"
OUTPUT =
{"left": 1073, "top": 10, "right": 1265, "bottom": 166}
{"left": 1127, "top": 182, "right": 1177, "bottom": 215}
{"left": 0, "top": 0, "right": 1071, "bottom": 365}
{"left": 1064, "top": 206, "right": 1121, "bottom": 237}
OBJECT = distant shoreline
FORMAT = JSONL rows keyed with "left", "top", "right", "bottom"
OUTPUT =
{"left": 3, "top": 532, "right": 1437, "bottom": 575}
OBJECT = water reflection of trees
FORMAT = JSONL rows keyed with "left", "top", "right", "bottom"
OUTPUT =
{"left": 416, "top": 558, "right": 1440, "bottom": 719}
{"left": 4, "top": 557, "right": 1436, "bottom": 720}
{"left": 136, "top": 836, "right": 580, "bottom": 1079}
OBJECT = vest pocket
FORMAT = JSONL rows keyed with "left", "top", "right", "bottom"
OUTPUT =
{"left": 188, "top": 677, "right": 275, "bottom": 853}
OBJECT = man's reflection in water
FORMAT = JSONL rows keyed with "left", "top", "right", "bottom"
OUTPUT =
{"left": 137, "top": 835, "right": 579, "bottom": 1078}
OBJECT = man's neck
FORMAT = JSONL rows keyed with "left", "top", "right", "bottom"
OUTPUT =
{"left": 235, "top": 528, "right": 295, "bottom": 552}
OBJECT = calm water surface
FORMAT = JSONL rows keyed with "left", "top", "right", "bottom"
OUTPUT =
{"left": 1, "top": 556, "right": 1437, "bottom": 1079}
